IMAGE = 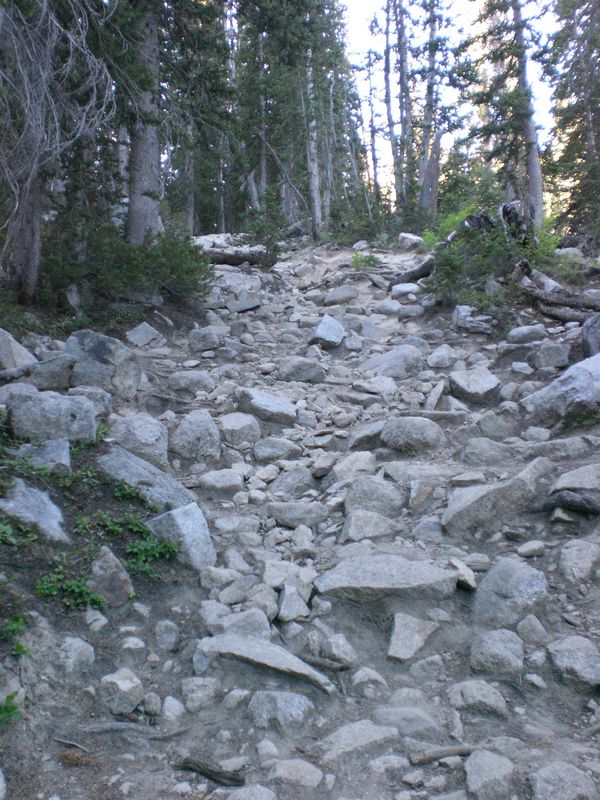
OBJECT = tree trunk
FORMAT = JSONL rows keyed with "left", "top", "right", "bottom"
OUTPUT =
{"left": 304, "top": 48, "right": 322, "bottom": 240}
{"left": 394, "top": 0, "right": 414, "bottom": 205}
{"left": 366, "top": 50, "right": 381, "bottom": 204}
{"left": 257, "top": 32, "right": 268, "bottom": 212}
{"left": 183, "top": 147, "right": 195, "bottom": 235}
{"left": 418, "top": 0, "right": 437, "bottom": 189}
{"left": 126, "top": 7, "right": 161, "bottom": 245}
{"left": 384, "top": 0, "right": 402, "bottom": 210}
{"left": 511, "top": 0, "right": 543, "bottom": 228}
{"left": 9, "top": 170, "right": 43, "bottom": 304}
{"left": 418, "top": 130, "right": 442, "bottom": 223}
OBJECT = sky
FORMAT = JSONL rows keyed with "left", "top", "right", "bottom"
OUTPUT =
{"left": 341, "top": 0, "right": 555, "bottom": 154}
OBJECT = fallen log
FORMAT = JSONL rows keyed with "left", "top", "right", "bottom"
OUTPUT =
{"left": 389, "top": 254, "right": 435, "bottom": 288}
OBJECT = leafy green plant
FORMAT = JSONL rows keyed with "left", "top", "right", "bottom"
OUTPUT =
{"left": 113, "top": 479, "right": 148, "bottom": 506}
{"left": 95, "top": 511, "right": 124, "bottom": 537}
{"left": 58, "top": 466, "right": 99, "bottom": 491}
{"left": 126, "top": 534, "right": 179, "bottom": 578}
{"left": 10, "top": 641, "right": 30, "bottom": 659}
{"left": 351, "top": 251, "right": 381, "bottom": 270}
{"left": 36, "top": 556, "right": 107, "bottom": 611}
{"left": 0, "top": 614, "right": 26, "bottom": 642}
{"left": 0, "top": 692, "right": 20, "bottom": 729}
{"left": 0, "top": 518, "right": 17, "bottom": 546}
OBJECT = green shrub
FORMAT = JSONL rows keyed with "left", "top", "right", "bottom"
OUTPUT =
{"left": 41, "top": 226, "right": 213, "bottom": 304}
{"left": 351, "top": 252, "right": 381, "bottom": 270}
{"left": 0, "top": 693, "right": 20, "bottom": 729}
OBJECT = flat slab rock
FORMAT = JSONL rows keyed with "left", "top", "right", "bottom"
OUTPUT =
{"left": 388, "top": 612, "right": 439, "bottom": 661}
{"left": 0, "top": 478, "right": 68, "bottom": 543}
{"left": 314, "top": 554, "right": 458, "bottom": 602}
{"left": 97, "top": 445, "right": 196, "bottom": 511}
{"left": 316, "top": 719, "right": 398, "bottom": 763}
{"left": 197, "top": 634, "right": 335, "bottom": 694}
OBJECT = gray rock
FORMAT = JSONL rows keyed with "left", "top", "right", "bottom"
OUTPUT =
{"left": 465, "top": 750, "right": 514, "bottom": 800}
{"left": 97, "top": 445, "right": 196, "bottom": 511}
{"left": 268, "top": 759, "right": 322, "bottom": 788}
{"left": 344, "top": 475, "right": 407, "bottom": 516}
{"left": 559, "top": 540, "right": 600, "bottom": 583}
{"left": 341, "top": 509, "right": 396, "bottom": 542}
{"left": 68, "top": 385, "right": 112, "bottom": 418}
{"left": 317, "top": 719, "right": 397, "bottom": 763}
{"left": 180, "top": 677, "right": 219, "bottom": 711}
{"left": 254, "top": 437, "right": 302, "bottom": 463}
{"left": 582, "top": 313, "right": 600, "bottom": 358}
{"left": 530, "top": 762, "right": 597, "bottom": 800}
{"left": 155, "top": 620, "right": 180, "bottom": 651}
{"left": 0, "top": 479, "right": 68, "bottom": 542}
{"left": 0, "top": 767, "right": 5, "bottom": 800}
{"left": 0, "top": 327, "right": 36, "bottom": 369}
{"left": 238, "top": 388, "right": 297, "bottom": 425}
{"left": 269, "top": 466, "right": 315, "bottom": 499}
{"left": 8, "top": 391, "right": 96, "bottom": 442}
{"left": 398, "top": 232, "right": 426, "bottom": 251}
{"left": 309, "top": 314, "right": 345, "bottom": 348}
{"left": 315, "top": 554, "right": 457, "bottom": 602}
{"left": 168, "top": 370, "right": 215, "bottom": 395}
{"left": 449, "top": 366, "right": 501, "bottom": 405}
{"left": 547, "top": 635, "right": 600, "bottom": 687}
{"left": 110, "top": 413, "right": 169, "bottom": 467}
{"left": 60, "top": 636, "right": 95, "bottom": 674}
{"left": 189, "top": 325, "right": 221, "bottom": 352}
{"left": 373, "top": 705, "right": 441, "bottom": 740}
{"left": 99, "top": 668, "right": 143, "bottom": 714}
{"left": 199, "top": 468, "right": 244, "bottom": 498}
{"left": 15, "top": 438, "right": 71, "bottom": 476}
{"left": 220, "top": 412, "right": 262, "bottom": 448}
{"left": 248, "top": 691, "right": 314, "bottom": 735}
{"left": 197, "top": 635, "right": 335, "bottom": 693}
{"left": 65, "top": 330, "right": 141, "bottom": 400}
{"left": 448, "top": 679, "right": 507, "bottom": 717}
{"left": 267, "top": 501, "right": 327, "bottom": 529}
{"left": 215, "top": 608, "right": 271, "bottom": 639}
{"left": 125, "top": 321, "right": 164, "bottom": 347}
{"left": 470, "top": 629, "right": 524, "bottom": 676}
{"left": 170, "top": 409, "right": 221, "bottom": 460}
{"left": 381, "top": 416, "right": 445, "bottom": 452}
{"left": 224, "top": 785, "right": 277, "bottom": 800}
{"left": 473, "top": 557, "right": 548, "bottom": 627}
{"left": 227, "top": 292, "right": 262, "bottom": 313}
{"left": 388, "top": 613, "right": 439, "bottom": 661}
{"left": 521, "top": 353, "right": 600, "bottom": 426}
{"left": 442, "top": 458, "right": 553, "bottom": 536}
{"left": 507, "top": 324, "right": 547, "bottom": 344}
{"left": 359, "top": 345, "right": 424, "bottom": 379}
{"left": 87, "top": 546, "right": 134, "bottom": 607}
{"left": 28, "top": 352, "right": 75, "bottom": 390}
{"left": 277, "top": 357, "right": 325, "bottom": 383}
{"left": 533, "top": 341, "right": 570, "bottom": 370}
{"left": 147, "top": 502, "right": 216, "bottom": 572}
{"left": 324, "top": 286, "right": 359, "bottom": 306}
{"left": 427, "top": 344, "right": 458, "bottom": 368}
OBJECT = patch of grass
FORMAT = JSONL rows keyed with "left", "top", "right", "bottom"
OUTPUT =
{"left": 112, "top": 479, "right": 155, "bottom": 510}
{"left": 0, "top": 692, "right": 20, "bottom": 730}
{"left": 58, "top": 466, "right": 99, "bottom": 491}
{"left": 36, "top": 555, "right": 108, "bottom": 611}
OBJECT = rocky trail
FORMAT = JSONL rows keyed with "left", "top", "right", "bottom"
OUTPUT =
{"left": 2, "top": 238, "right": 600, "bottom": 800}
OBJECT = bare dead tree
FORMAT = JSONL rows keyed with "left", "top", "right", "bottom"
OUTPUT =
{"left": 0, "top": 0, "right": 115, "bottom": 303}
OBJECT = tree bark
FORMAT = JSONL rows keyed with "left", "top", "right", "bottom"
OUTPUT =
{"left": 394, "top": 0, "right": 414, "bottom": 205}
{"left": 511, "top": 0, "right": 543, "bottom": 228}
{"left": 418, "top": 0, "right": 437, "bottom": 190}
{"left": 366, "top": 50, "right": 382, "bottom": 204}
{"left": 182, "top": 147, "right": 195, "bottom": 235}
{"left": 257, "top": 32, "right": 267, "bottom": 213}
{"left": 304, "top": 47, "right": 323, "bottom": 240}
{"left": 418, "top": 130, "right": 442, "bottom": 223}
{"left": 127, "top": 7, "right": 161, "bottom": 245}
{"left": 384, "top": 0, "right": 402, "bottom": 210}
{"left": 9, "top": 170, "right": 43, "bottom": 304}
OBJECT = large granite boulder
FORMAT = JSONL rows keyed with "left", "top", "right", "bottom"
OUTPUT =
{"left": 65, "top": 330, "right": 141, "bottom": 400}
